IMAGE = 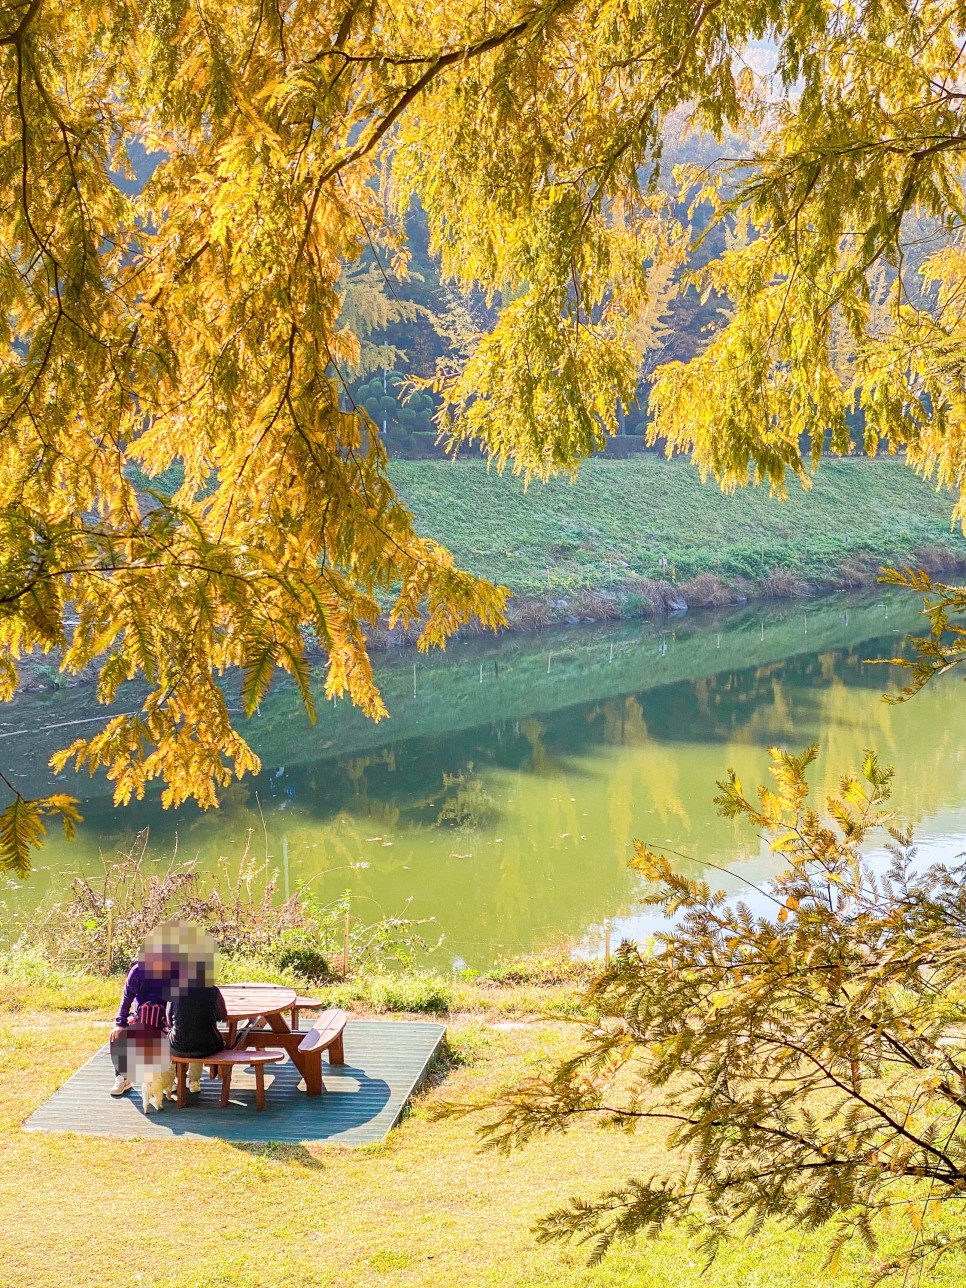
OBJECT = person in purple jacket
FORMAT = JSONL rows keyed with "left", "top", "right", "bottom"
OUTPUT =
{"left": 109, "top": 924, "right": 182, "bottom": 1097}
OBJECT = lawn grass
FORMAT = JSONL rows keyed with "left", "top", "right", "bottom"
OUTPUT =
{"left": 3, "top": 964, "right": 965, "bottom": 1287}
{"left": 391, "top": 456, "right": 965, "bottom": 595}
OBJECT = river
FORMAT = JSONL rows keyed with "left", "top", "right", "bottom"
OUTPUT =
{"left": 3, "top": 589, "right": 964, "bottom": 968}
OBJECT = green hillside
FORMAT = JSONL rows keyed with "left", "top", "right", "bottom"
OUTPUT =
{"left": 392, "top": 456, "right": 965, "bottom": 599}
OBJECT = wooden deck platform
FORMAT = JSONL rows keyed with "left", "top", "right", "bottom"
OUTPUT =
{"left": 23, "top": 1019, "right": 445, "bottom": 1145}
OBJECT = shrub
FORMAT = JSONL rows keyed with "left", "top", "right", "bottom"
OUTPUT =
{"left": 617, "top": 589, "right": 653, "bottom": 618}
{"left": 362, "top": 972, "right": 454, "bottom": 1013}
{"left": 678, "top": 572, "right": 736, "bottom": 608}
{"left": 834, "top": 555, "right": 878, "bottom": 588}
{"left": 272, "top": 940, "right": 329, "bottom": 982}
{"left": 484, "top": 946, "right": 594, "bottom": 987}
{"left": 40, "top": 840, "right": 437, "bottom": 977}
{"left": 632, "top": 577, "right": 673, "bottom": 613}
{"left": 758, "top": 567, "right": 810, "bottom": 598}
{"left": 570, "top": 589, "right": 620, "bottom": 621}
{"left": 506, "top": 596, "right": 552, "bottom": 630}
{"left": 909, "top": 542, "right": 966, "bottom": 576}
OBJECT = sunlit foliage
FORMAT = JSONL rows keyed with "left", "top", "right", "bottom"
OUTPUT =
{"left": 0, "top": 0, "right": 521, "bottom": 868}
{"left": 879, "top": 567, "right": 966, "bottom": 703}
{"left": 478, "top": 748, "right": 966, "bottom": 1282}
{"left": 4, "top": 0, "right": 966, "bottom": 870}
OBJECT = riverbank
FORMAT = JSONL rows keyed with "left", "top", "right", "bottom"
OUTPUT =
{"left": 4, "top": 954, "right": 964, "bottom": 1287}
{"left": 387, "top": 455, "right": 966, "bottom": 635}
{"left": 11, "top": 457, "right": 962, "bottom": 695}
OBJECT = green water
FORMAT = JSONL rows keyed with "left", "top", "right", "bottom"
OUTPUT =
{"left": 4, "top": 590, "right": 965, "bottom": 967}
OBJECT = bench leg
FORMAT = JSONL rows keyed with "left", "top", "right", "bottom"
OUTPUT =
{"left": 176, "top": 1062, "right": 187, "bottom": 1109}
{"left": 255, "top": 1062, "right": 266, "bottom": 1111}
{"left": 249, "top": 1023, "right": 318, "bottom": 1091}
{"left": 303, "top": 1052, "right": 324, "bottom": 1096}
{"left": 328, "top": 1032, "right": 345, "bottom": 1065}
{"left": 219, "top": 1064, "right": 232, "bottom": 1108}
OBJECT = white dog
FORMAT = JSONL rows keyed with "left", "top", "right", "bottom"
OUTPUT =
{"left": 128, "top": 1032, "right": 177, "bottom": 1114}
{"left": 142, "top": 1064, "right": 176, "bottom": 1114}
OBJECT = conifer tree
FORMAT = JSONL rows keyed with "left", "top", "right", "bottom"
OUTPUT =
{"left": 4, "top": 0, "right": 966, "bottom": 869}
{"left": 477, "top": 749, "right": 966, "bottom": 1282}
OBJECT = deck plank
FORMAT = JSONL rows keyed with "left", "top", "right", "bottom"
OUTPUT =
{"left": 23, "top": 1019, "right": 445, "bottom": 1145}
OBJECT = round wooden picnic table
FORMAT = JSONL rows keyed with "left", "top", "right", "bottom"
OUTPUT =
{"left": 219, "top": 983, "right": 297, "bottom": 1025}
{"left": 218, "top": 982, "right": 340, "bottom": 1097}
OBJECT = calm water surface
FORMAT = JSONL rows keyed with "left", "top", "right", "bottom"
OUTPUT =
{"left": 4, "top": 590, "right": 965, "bottom": 967}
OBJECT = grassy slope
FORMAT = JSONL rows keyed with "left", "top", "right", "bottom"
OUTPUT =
{"left": 3, "top": 966, "right": 965, "bottom": 1288}
{"left": 391, "top": 456, "right": 965, "bottom": 595}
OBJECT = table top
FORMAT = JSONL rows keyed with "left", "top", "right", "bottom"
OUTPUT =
{"left": 219, "top": 983, "right": 297, "bottom": 1022}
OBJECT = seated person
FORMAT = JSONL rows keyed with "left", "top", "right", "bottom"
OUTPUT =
{"left": 167, "top": 950, "right": 228, "bottom": 1093}
{"left": 110, "top": 924, "right": 179, "bottom": 1097}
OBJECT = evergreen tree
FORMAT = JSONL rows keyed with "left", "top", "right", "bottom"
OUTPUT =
{"left": 4, "top": 0, "right": 966, "bottom": 868}
{"left": 477, "top": 748, "right": 966, "bottom": 1282}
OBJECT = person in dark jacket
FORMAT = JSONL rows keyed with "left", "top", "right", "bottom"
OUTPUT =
{"left": 109, "top": 926, "right": 180, "bottom": 1096}
{"left": 167, "top": 950, "right": 227, "bottom": 1092}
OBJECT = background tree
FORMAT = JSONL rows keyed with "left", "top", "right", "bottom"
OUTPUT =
{"left": 337, "top": 261, "right": 428, "bottom": 376}
{"left": 384, "top": 1, "right": 966, "bottom": 496}
{"left": 351, "top": 370, "right": 439, "bottom": 455}
{"left": 476, "top": 747, "right": 966, "bottom": 1282}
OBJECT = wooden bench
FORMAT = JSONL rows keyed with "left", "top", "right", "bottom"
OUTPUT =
{"left": 286, "top": 1009, "right": 347, "bottom": 1094}
{"left": 290, "top": 995, "right": 324, "bottom": 1031}
{"left": 171, "top": 1049, "right": 284, "bottom": 1111}
{"left": 235, "top": 1008, "right": 349, "bottom": 1095}
{"left": 299, "top": 1008, "right": 347, "bottom": 1065}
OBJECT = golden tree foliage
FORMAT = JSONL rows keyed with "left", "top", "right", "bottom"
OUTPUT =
{"left": 0, "top": 0, "right": 527, "bottom": 869}
{"left": 338, "top": 261, "right": 427, "bottom": 374}
{"left": 645, "top": 11, "right": 966, "bottom": 499}
{"left": 4, "top": 0, "right": 966, "bottom": 870}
